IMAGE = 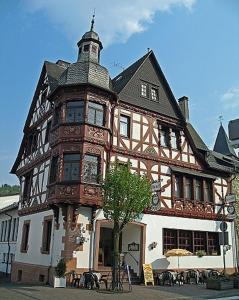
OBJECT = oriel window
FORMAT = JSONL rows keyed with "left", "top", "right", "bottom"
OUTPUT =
{"left": 83, "top": 154, "right": 100, "bottom": 183}
{"left": 49, "top": 156, "right": 58, "bottom": 183}
{"left": 120, "top": 115, "right": 130, "bottom": 138}
{"left": 63, "top": 154, "right": 80, "bottom": 181}
{"left": 88, "top": 101, "right": 104, "bottom": 126}
{"left": 66, "top": 101, "right": 84, "bottom": 123}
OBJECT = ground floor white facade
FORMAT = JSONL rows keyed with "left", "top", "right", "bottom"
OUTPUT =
{"left": 12, "top": 205, "right": 238, "bottom": 283}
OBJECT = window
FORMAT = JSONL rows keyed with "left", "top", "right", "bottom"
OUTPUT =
{"left": 163, "top": 228, "right": 220, "bottom": 255}
{"left": 26, "top": 132, "right": 38, "bottom": 156}
{"left": 21, "top": 221, "right": 30, "bottom": 253}
{"left": 49, "top": 156, "right": 58, "bottom": 183}
{"left": 120, "top": 115, "right": 130, "bottom": 138}
{"left": 205, "top": 181, "right": 213, "bottom": 202}
{"left": 53, "top": 106, "right": 61, "bottom": 126}
{"left": 141, "top": 83, "right": 147, "bottom": 97}
{"left": 160, "top": 127, "right": 169, "bottom": 147}
{"left": 63, "top": 154, "right": 80, "bottom": 181}
{"left": 163, "top": 229, "right": 177, "bottom": 252}
{"left": 195, "top": 179, "right": 202, "bottom": 201}
{"left": 40, "top": 88, "right": 48, "bottom": 105}
{"left": 83, "top": 44, "right": 90, "bottom": 52}
{"left": 88, "top": 102, "right": 104, "bottom": 126}
{"left": 66, "top": 101, "right": 84, "bottom": 123}
{"left": 178, "top": 230, "right": 192, "bottom": 252}
{"left": 185, "top": 177, "right": 192, "bottom": 200}
{"left": 41, "top": 218, "right": 52, "bottom": 254}
{"left": 151, "top": 88, "right": 158, "bottom": 101}
{"left": 83, "top": 155, "right": 100, "bottom": 183}
{"left": 44, "top": 121, "right": 52, "bottom": 144}
{"left": 23, "top": 172, "right": 32, "bottom": 201}
{"left": 171, "top": 130, "right": 180, "bottom": 149}
{"left": 175, "top": 176, "right": 183, "bottom": 198}
{"left": 208, "top": 232, "right": 220, "bottom": 255}
{"left": 0, "top": 221, "right": 4, "bottom": 241}
{"left": 92, "top": 45, "right": 97, "bottom": 53}
{"left": 11, "top": 218, "right": 19, "bottom": 242}
{"left": 194, "top": 231, "right": 206, "bottom": 253}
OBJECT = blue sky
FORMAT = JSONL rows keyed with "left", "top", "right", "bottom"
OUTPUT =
{"left": 0, "top": 0, "right": 239, "bottom": 185}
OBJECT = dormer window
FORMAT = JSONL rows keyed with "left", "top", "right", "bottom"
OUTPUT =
{"left": 141, "top": 83, "right": 147, "bottom": 97}
{"left": 151, "top": 88, "right": 158, "bottom": 102}
{"left": 83, "top": 44, "right": 90, "bottom": 52}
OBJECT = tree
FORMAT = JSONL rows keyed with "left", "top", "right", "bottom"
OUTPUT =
{"left": 102, "top": 162, "right": 151, "bottom": 290}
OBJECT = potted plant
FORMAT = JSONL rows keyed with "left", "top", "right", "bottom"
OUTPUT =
{"left": 54, "top": 258, "right": 67, "bottom": 288}
{"left": 206, "top": 276, "right": 234, "bottom": 290}
{"left": 196, "top": 250, "right": 206, "bottom": 258}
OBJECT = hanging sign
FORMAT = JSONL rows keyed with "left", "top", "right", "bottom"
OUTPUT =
{"left": 227, "top": 204, "right": 236, "bottom": 220}
{"left": 143, "top": 264, "right": 154, "bottom": 286}
{"left": 225, "top": 194, "right": 236, "bottom": 204}
{"left": 128, "top": 242, "right": 140, "bottom": 251}
{"left": 151, "top": 181, "right": 161, "bottom": 193}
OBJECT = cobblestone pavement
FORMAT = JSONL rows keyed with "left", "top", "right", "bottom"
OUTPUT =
{"left": 0, "top": 283, "right": 238, "bottom": 300}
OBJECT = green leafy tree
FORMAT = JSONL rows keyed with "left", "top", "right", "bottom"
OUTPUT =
{"left": 0, "top": 184, "right": 20, "bottom": 197}
{"left": 102, "top": 162, "right": 151, "bottom": 290}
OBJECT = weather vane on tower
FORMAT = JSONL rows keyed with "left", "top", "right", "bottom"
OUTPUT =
{"left": 90, "top": 9, "right": 96, "bottom": 31}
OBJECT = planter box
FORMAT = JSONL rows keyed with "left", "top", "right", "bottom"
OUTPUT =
{"left": 54, "top": 277, "right": 66, "bottom": 288}
{"left": 206, "top": 280, "right": 234, "bottom": 290}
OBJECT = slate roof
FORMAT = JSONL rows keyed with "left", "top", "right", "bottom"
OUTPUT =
{"left": 57, "top": 61, "right": 110, "bottom": 91}
{"left": 213, "top": 124, "right": 236, "bottom": 157}
{"left": 45, "top": 61, "right": 69, "bottom": 91}
{"left": 112, "top": 52, "right": 150, "bottom": 93}
{"left": 186, "top": 123, "right": 208, "bottom": 152}
{"left": 112, "top": 51, "right": 183, "bottom": 120}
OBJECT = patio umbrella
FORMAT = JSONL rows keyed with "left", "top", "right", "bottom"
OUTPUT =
{"left": 165, "top": 249, "right": 192, "bottom": 270}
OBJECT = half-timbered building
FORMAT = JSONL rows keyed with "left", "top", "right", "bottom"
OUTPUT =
{"left": 11, "top": 23, "right": 239, "bottom": 284}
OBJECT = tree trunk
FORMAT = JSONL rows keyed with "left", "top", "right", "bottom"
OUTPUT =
{"left": 112, "top": 221, "right": 120, "bottom": 290}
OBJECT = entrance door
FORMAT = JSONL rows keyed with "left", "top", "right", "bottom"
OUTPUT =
{"left": 98, "top": 227, "right": 122, "bottom": 267}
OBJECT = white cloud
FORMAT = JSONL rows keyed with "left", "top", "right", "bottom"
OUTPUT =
{"left": 221, "top": 86, "right": 239, "bottom": 110}
{"left": 23, "top": 0, "right": 195, "bottom": 47}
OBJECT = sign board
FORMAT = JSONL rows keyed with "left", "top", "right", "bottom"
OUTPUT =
{"left": 143, "top": 264, "right": 154, "bottom": 286}
{"left": 227, "top": 213, "right": 237, "bottom": 220}
{"left": 128, "top": 242, "right": 140, "bottom": 251}
{"left": 151, "top": 194, "right": 161, "bottom": 212}
{"left": 151, "top": 181, "right": 161, "bottom": 193}
{"left": 225, "top": 194, "right": 236, "bottom": 204}
{"left": 220, "top": 221, "right": 228, "bottom": 232}
{"left": 219, "top": 232, "right": 229, "bottom": 245}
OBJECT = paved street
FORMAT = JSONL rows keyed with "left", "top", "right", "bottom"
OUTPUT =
{"left": 0, "top": 283, "right": 239, "bottom": 300}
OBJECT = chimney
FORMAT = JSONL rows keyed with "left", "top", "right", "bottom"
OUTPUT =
{"left": 178, "top": 96, "right": 189, "bottom": 122}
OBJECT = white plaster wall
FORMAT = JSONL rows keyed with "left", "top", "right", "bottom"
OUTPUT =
{"left": 140, "top": 214, "right": 235, "bottom": 271}
{"left": 15, "top": 209, "right": 65, "bottom": 267}
{"left": 122, "top": 224, "right": 141, "bottom": 275}
{"left": 0, "top": 208, "right": 19, "bottom": 274}
{"left": 75, "top": 207, "right": 92, "bottom": 269}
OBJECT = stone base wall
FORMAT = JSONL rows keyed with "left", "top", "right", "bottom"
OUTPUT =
{"left": 11, "top": 262, "right": 54, "bottom": 285}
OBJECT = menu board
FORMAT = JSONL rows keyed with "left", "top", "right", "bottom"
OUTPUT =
{"left": 143, "top": 264, "right": 154, "bottom": 286}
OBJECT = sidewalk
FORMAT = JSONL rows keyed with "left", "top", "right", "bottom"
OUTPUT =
{"left": 0, "top": 283, "right": 238, "bottom": 300}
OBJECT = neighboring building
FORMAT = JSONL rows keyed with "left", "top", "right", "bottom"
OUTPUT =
{"left": 11, "top": 22, "right": 239, "bottom": 284}
{"left": 0, "top": 195, "right": 19, "bottom": 277}
{"left": 215, "top": 122, "right": 239, "bottom": 263}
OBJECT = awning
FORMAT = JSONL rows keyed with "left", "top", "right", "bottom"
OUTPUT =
{"left": 170, "top": 166, "right": 217, "bottom": 180}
